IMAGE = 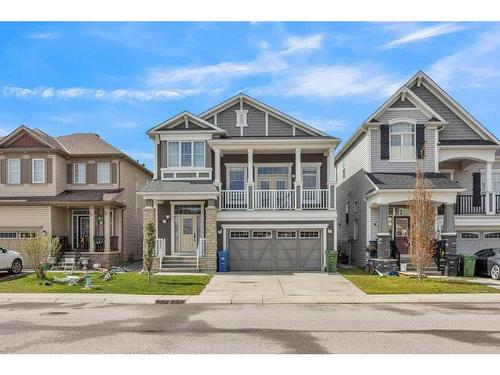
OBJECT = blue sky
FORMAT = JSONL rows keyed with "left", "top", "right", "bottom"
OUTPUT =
{"left": 1, "top": 22, "right": 499, "bottom": 170}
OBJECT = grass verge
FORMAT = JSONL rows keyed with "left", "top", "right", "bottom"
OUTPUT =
{"left": 339, "top": 267, "right": 500, "bottom": 294}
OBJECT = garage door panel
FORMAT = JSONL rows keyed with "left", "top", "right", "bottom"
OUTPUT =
{"left": 276, "top": 238, "right": 299, "bottom": 271}
{"left": 228, "top": 238, "right": 252, "bottom": 271}
{"left": 299, "top": 238, "right": 322, "bottom": 270}
{"left": 252, "top": 239, "right": 273, "bottom": 270}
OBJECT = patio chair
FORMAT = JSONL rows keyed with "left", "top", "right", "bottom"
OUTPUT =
{"left": 61, "top": 257, "right": 76, "bottom": 273}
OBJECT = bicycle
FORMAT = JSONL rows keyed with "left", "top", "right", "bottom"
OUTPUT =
{"left": 365, "top": 259, "right": 377, "bottom": 274}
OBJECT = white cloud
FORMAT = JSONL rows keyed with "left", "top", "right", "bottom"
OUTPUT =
{"left": 2, "top": 86, "right": 203, "bottom": 102}
{"left": 113, "top": 121, "right": 140, "bottom": 129}
{"left": 0, "top": 128, "right": 10, "bottom": 136}
{"left": 429, "top": 28, "right": 500, "bottom": 88}
{"left": 382, "top": 23, "right": 466, "bottom": 49}
{"left": 26, "top": 32, "right": 60, "bottom": 40}
{"left": 47, "top": 114, "right": 81, "bottom": 124}
{"left": 252, "top": 65, "right": 402, "bottom": 99}
{"left": 145, "top": 34, "right": 323, "bottom": 87}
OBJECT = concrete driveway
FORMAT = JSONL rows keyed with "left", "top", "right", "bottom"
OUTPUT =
{"left": 190, "top": 272, "right": 364, "bottom": 303}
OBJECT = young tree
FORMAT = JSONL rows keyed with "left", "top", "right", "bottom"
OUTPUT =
{"left": 143, "top": 219, "right": 156, "bottom": 283}
{"left": 408, "top": 158, "right": 436, "bottom": 279}
{"left": 21, "top": 234, "right": 61, "bottom": 280}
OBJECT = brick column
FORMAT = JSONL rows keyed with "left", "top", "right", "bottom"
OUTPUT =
{"left": 200, "top": 204, "right": 217, "bottom": 272}
{"left": 142, "top": 201, "right": 160, "bottom": 271}
{"left": 442, "top": 203, "right": 457, "bottom": 257}
{"left": 376, "top": 204, "right": 391, "bottom": 259}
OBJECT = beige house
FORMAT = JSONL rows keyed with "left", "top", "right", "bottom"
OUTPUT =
{"left": 0, "top": 126, "right": 152, "bottom": 267}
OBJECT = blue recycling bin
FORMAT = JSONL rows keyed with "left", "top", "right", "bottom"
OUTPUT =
{"left": 217, "top": 250, "right": 229, "bottom": 272}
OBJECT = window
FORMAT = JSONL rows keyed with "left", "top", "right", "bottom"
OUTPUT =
{"left": 19, "top": 232, "right": 36, "bottom": 239}
{"left": 342, "top": 160, "right": 346, "bottom": 179}
{"left": 168, "top": 141, "right": 205, "bottom": 168}
{"left": 485, "top": 232, "right": 500, "bottom": 239}
{"left": 252, "top": 231, "right": 272, "bottom": 239}
{"left": 228, "top": 167, "right": 246, "bottom": 190}
{"left": 235, "top": 110, "right": 248, "bottom": 127}
{"left": 353, "top": 219, "right": 359, "bottom": 240}
{"left": 345, "top": 202, "right": 349, "bottom": 224}
{"left": 303, "top": 166, "right": 319, "bottom": 189}
{"left": 277, "top": 230, "right": 297, "bottom": 239}
{"left": 73, "top": 163, "right": 86, "bottom": 184}
{"left": 174, "top": 205, "right": 202, "bottom": 215}
{"left": 97, "top": 163, "right": 110, "bottom": 184}
{"left": 353, "top": 201, "right": 359, "bottom": 213}
{"left": 461, "top": 232, "right": 479, "bottom": 240}
{"left": 390, "top": 122, "right": 415, "bottom": 160}
{"left": 7, "top": 159, "right": 21, "bottom": 184}
{"left": 0, "top": 232, "right": 17, "bottom": 239}
{"left": 299, "top": 230, "right": 319, "bottom": 239}
{"left": 32, "top": 159, "right": 45, "bottom": 183}
{"left": 256, "top": 166, "right": 289, "bottom": 175}
{"left": 229, "top": 231, "right": 249, "bottom": 239}
{"left": 482, "top": 171, "right": 500, "bottom": 193}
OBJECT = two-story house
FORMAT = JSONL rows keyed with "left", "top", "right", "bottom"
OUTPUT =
{"left": 335, "top": 71, "right": 500, "bottom": 272}
{"left": 139, "top": 94, "right": 340, "bottom": 272}
{"left": 0, "top": 126, "right": 152, "bottom": 267}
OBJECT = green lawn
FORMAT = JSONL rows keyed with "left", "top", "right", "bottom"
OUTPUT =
{"left": 0, "top": 272, "right": 212, "bottom": 295}
{"left": 339, "top": 268, "right": 500, "bottom": 294}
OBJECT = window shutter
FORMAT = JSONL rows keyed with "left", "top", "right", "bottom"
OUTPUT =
{"left": 46, "top": 159, "right": 53, "bottom": 183}
{"left": 473, "top": 172, "right": 481, "bottom": 207}
{"left": 67, "top": 164, "right": 72, "bottom": 184}
{"left": 416, "top": 124, "right": 425, "bottom": 159}
{"left": 380, "top": 125, "right": 389, "bottom": 159}
{"left": 21, "top": 159, "right": 31, "bottom": 184}
{"left": 111, "top": 163, "right": 118, "bottom": 184}
{"left": 0, "top": 160, "right": 5, "bottom": 184}
{"left": 87, "top": 163, "right": 97, "bottom": 184}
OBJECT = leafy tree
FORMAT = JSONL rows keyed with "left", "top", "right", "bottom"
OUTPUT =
{"left": 21, "top": 234, "right": 61, "bottom": 279}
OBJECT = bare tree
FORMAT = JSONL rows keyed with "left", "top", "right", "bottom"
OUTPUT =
{"left": 143, "top": 219, "right": 156, "bottom": 283}
{"left": 21, "top": 234, "right": 61, "bottom": 279}
{"left": 408, "top": 157, "right": 436, "bottom": 279}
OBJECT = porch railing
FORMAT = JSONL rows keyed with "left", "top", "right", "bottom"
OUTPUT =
{"left": 254, "top": 189, "right": 294, "bottom": 210}
{"left": 456, "top": 194, "right": 486, "bottom": 214}
{"left": 220, "top": 190, "right": 247, "bottom": 210}
{"left": 155, "top": 238, "right": 166, "bottom": 265}
{"left": 302, "top": 189, "right": 328, "bottom": 209}
{"left": 196, "top": 238, "right": 206, "bottom": 271}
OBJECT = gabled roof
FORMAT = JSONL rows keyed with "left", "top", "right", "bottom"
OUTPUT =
{"left": 0, "top": 125, "right": 64, "bottom": 150}
{"left": 406, "top": 70, "right": 500, "bottom": 145}
{"left": 199, "top": 93, "right": 332, "bottom": 138}
{"left": 147, "top": 111, "right": 226, "bottom": 135}
{"left": 55, "top": 133, "right": 123, "bottom": 155}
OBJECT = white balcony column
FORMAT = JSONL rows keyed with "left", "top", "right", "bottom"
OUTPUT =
{"left": 214, "top": 149, "right": 221, "bottom": 189}
{"left": 294, "top": 147, "right": 302, "bottom": 210}
{"left": 485, "top": 161, "right": 494, "bottom": 214}
{"left": 104, "top": 206, "right": 111, "bottom": 252}
{"left": 326, "top": 147, "right": 335, "bottom": 210}
{"left": 247, "top": 148, "right": 254, "bottom": 210}
{"left": 89, "top": 206, "right": 96, "bottom": 252}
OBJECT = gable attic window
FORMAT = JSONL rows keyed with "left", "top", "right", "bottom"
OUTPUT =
{"left": 235, "top": 110, "right": 248, "bottom": 127}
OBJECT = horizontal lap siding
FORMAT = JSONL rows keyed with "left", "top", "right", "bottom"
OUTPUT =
{"left": 268, "top": 115, "right": 293, "bottom": 136}
{"left": 51, "top": 206, "right": 68, "bottom": 237}
{"left": 217, "top": 103, "right": 241, "bottom": 136}
{"left": 336, "top": 134, "right": 368, "bottom": 185}
{"left": 375, "top": 109, "right": 429, "bottom": 123}
{"left": 242, "top": 103, "right": 266, "bottom": 136}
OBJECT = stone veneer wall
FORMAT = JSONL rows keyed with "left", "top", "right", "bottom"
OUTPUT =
{"left": 199, "top": 205, "right": 217, "bottom": 272}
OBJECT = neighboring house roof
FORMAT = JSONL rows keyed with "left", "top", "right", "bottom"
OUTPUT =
{"left": 439, "top": 139, "right": 498, "bottom": 146}
{"left": 365, "top": 172, "right": 460, "bottom": 190}
{"left": 140, "top": 180, "right": 218, "bottom": 193}
{"left": 147, "top": 111, "right": 227, "bottom": 135}
{"left": 0, "top": 189, "right": 124, "bottom": 205}
{"left": 0, "top": 125, "right": 64, "bottom": 150}
{"left": 55, "top": 133, "right": 123, "bottom": 155}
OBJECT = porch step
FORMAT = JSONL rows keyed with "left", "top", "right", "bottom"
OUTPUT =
{"left": 158, "top": 268, "right": 200, "bottom": 273}
{"left": 161, "top": 255, "right": 198, "bottom": 272}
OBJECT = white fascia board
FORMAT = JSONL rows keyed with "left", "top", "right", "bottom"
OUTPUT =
{"left": 218, "top": 210, "right": 336, "bottom": 221}
{"left": 137, "top": 191, "right": 219, "bottom": 200}
{"left": 221, "top": 223, "right": 331, "bottom": 228}
{"left": 439, "top": 147, "right": 497, "bottom": 163}
{"left": 159, "top": 133, "right": 214, "bottom": 141}
{"left": 365, "top": 189, "right": 464, "bottom": 206}
{"left": 147, "top": 111, "right": 226, "bottom": 135}
{"left": 208, "top": 138, "right": 339, "bottom": 152}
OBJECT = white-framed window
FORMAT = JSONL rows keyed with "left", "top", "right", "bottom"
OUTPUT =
{"left": 299, "top": 230, "right": 320, "bottom": 239}
{"left": 73, "top": 163, "right": 86, "bottom": 184}
{"left": 342, "top": 160, "right": 346, "bottom": 179}
{"left": 229, "top": 231, "right": 250, "bottom": 239}
{"left": 97, "top": 163, "right": 110, "bottom": 184}
{"left": 302, "top": 166, "right": 320, "bottom": 189}
{"left": 485, "top": 232, "right": 500, "bottom": 239}
{"left": 0, "top": 232, "right": 17, "bottom": 239}
{"left": 19, "top": 232, "right": 36, "bottom": 239}
{"left": 353, "top": 219, "right": 359, "bottom": 240}
{"left": 460, "top": 232, "right": 479, "bottom": 240}
{"left": 227, "top": 166, "right": 246, "bottom": 190}
{"left": 481, "top": 170, "right": 500, "bottom": 193}
{"left": 353, "top": 201, "right": 359, "bottom": 213}
{"left": 390, "top": 122, "right": 415, "bottom": 160}
{"left": 32, "top": 159, "right": 45, "bottom": 184}
{"left": 167, "top": 141, "right": 205, "bottom": 168}
{"left": 235, "top": 110, "right": 248, "bottom": 127}
{"left": 252, "top": 231, "right": 272, "bottom": 239}
{"left": 277, "top": 230, "right": 297, "bottom": 239}
{"left": 7, "top": 159, "right": 21, "bottom": 184}
{"left": 345, "top": 202, "right": 349, "bottom": 224}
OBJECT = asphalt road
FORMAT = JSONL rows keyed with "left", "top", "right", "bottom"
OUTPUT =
{"left": 1, "top": 302, "right": 500, "bottom": 354}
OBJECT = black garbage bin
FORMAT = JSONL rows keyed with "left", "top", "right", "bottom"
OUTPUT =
{"left": 217, "top": 250, "right": 228, "bottom": 272}
{"left": 445, "top": 254, "right": 460, "bottom": 277}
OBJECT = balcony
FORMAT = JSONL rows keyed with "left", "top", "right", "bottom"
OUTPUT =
{"left": 438, "top": 194, "right": 489, "bottom": 215}
{"left": 220, "top": 188, "right": 330, "bottom": 211}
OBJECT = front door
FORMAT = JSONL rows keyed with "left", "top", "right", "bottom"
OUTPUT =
{"left": 394, "top": 217, "right": 410, "bottom": 254}
{"left": 78, "top": 216, "right": 90, "bottom": 251}
{"left": 179, "top": 215, "right": 197, "bottom": 253}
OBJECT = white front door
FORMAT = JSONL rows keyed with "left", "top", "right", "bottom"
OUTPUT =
{"left": 179, "top": 215, "right": 197, "bottom": 253}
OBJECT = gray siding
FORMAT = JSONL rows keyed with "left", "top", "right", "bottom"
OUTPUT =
{"left": 268, "top": 115, "right": 293, "bottom": 136}
{"left": 217, "top": 103, "right": 241, "bottom": 136}
{"left": 336, "top": 169, "right": 373, "bottom": 267}
{"left": 389, "top": 100, "right": 415, "bottom": 108}
{"left": 375, "top": 109, "right": 429, "bottom": 123}
{"left": 242, "top": 102, "right": 266, "bottom": 136}
{"left": 169, "top": 121, "right": 205, "bottom": 131}
{"left": 295, "top": 128, "right": 313, "bottom": 137}
{"left": 410, "top": 84, "right": 483, "bottom": 141}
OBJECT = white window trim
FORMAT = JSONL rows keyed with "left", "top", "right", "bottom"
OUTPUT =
{"left": 388, "top": 120, "right": 417, "bottom": 162}
{"left": 302, "top": 162, "right": 321, "bottom": 190}
{"left": 254, "top": 163, "right": 292, "bottom": 189}
{"left": 277, "top": 230, "right": 297, "bottom": 239}
{"left": 460, "top": 232, "right": 480, "bottom": 240}
{"left": 225, "top": 163, "right": 247, "bottom": 191}
{"left": 299, "top": 230, "right": 320, "bottom": 239}
{"left": 484, "top": 232, "right": 500, "bottom": 239}
{"left": 235, "top": 109, "right": 248, "bottom": 127}
{"left": 170, "top": 201, "right": 205, "bottom": 254}
{"left": 167, "top": 140, "right": 206, "bottom": 169}
{"left": 229, "top": 230, "right": 250, "bottom": 239}
{"left": 252, "top": 231, "right": 272, "bottom": 239}
{"left": 97, "top": 163, "right": 111, "bottom": 184}
{"left": 31, "top": 159, "right": 45, "bottom": 184}
{"left": 73, "top": 163, "right": 86, "bottom": 184}
{"left": 480, "top": 168, "right": 500, "bottom": 194}
{"left": 7, "top": 159, "right": 21, "bottom": 184}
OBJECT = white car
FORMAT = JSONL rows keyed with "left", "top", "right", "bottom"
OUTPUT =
{"left": 0, "top": 246, "right": 23, "bottom": 274}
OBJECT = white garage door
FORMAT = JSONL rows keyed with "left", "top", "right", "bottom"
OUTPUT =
{"left": 227, "top": 229, "right": 322, "bottom": 271}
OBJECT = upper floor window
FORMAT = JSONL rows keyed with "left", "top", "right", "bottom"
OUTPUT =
{"left": 168, "top": 141, "right": 205, "bottom": 168}
{"left": 73, "top": 163, "right": 86, "bottom": 184}
{"left": 228, "top": 167, "right": 246, "bottom": 190}
{"left": 390, "top": 122, "right": 415, "bottom": 160}
{"left": 32, "top": 159, "right": 45, "bottom": 184}
{"left": 235, "top": 110, "right": 248, "bottom": 127}
{"left": 7, "top": 159, "right": 21, "bottom": 184}
{"left": 341, "top": 160, "right": 346, "bottom": 179}
{"left": 97, "top": 163, "right": 110, "bottom": 184}
{"left": 303, "top": 166, "right": 319, "bottom": 189}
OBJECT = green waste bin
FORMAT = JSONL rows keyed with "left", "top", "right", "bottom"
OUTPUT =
{"left": 325, "top": 250, "right": 338, "bottom": 272}
{"left": 462, "top": 255, "right": 476, "bottom": 277}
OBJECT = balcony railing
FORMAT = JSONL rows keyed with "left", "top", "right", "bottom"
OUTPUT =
{"left": 255, "top": 189, "right": 294, "bottom": 210}
{"left": 220, "top": 190, "right": 247, "bottom": 210}
{"left": 497, "top": 195, "right": 500, "bottom": 214}
{"left": 302, "top": 189, "right": 328, "bottom": 210}
{"left": 456, "top": 194, "right": 486, "bottom": 214}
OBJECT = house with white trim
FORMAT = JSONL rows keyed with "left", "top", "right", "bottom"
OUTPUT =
{"left": 139, "top": 94, "right": 340, "bottom": 272}
{"left": 335, "top": 71, "right": 500, "bottom": 272}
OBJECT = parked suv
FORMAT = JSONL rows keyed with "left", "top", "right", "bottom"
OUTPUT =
{"left": 474, "top": 249, "right": 500, "bottom": 280}
{"left": 0, "top": 246, "right": 23, "bottom": 274}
